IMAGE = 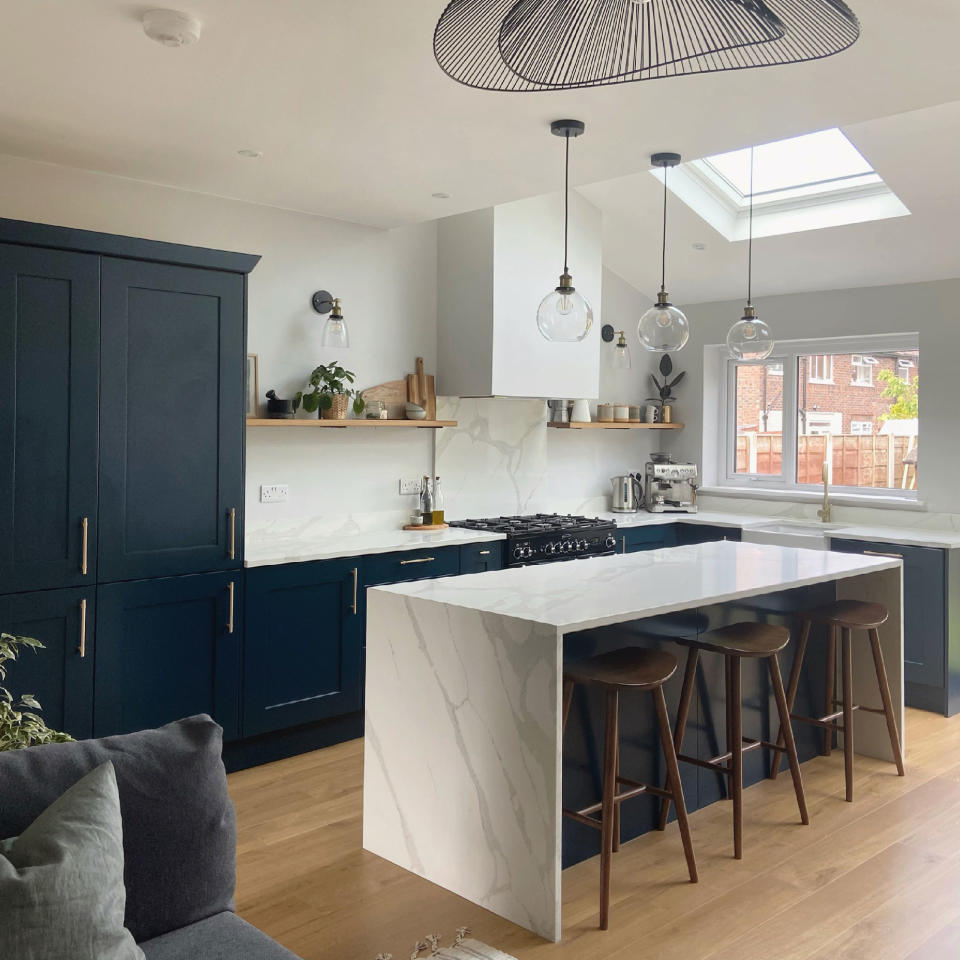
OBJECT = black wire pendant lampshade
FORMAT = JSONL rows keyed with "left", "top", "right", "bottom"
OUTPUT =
{"left": 433, "top": 0, "right": 860, "bottom": 92}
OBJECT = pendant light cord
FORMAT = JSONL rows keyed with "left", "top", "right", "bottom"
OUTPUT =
{"left": 747, "top": 145, "right": 754, "bottom": 306}
{"left": 563, "top": 131, "right": 570, "bottom": 275}
{"left": 660, "top": 163, "right": 668, "bottom": 293}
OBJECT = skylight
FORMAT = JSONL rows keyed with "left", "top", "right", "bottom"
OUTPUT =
{"left": 653, "top": 128, "right": 910, "bottom": 241}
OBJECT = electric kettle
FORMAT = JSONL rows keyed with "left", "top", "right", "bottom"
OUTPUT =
{"left": 610, "top": 474, "right": 642, "bottom": 513}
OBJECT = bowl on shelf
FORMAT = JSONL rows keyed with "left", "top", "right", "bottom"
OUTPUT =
{"left": 405, "top": 402, "right": 427, "bottom": 420}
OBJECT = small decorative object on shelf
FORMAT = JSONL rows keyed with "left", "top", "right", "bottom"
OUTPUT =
{"left": 264, "top": 389, "right": 295, "bottom": 419}
{"left": 0, "top": 634, "right": 73, "bottom": 751}
{"left": 647, "top": 354, "right": 685, "bottom": 421}
{"left": 295, "top": 362, "right": 365, "bottom": 420}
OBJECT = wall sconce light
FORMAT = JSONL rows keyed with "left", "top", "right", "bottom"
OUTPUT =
{"left": 602, "top": 324, "right": 632, "bottom": 370}
{"left": 312, "top": 290, "right": 350, "bottom": 348}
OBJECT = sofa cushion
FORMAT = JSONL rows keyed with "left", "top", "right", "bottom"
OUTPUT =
{"left": 0, "top": 715, "right": 236, "bottom": 943}
{"left": 0, "top": 762, "right": 144, "bottom": 960}
{"left": 139, "top": 912, "right": 302, "bottom": 960}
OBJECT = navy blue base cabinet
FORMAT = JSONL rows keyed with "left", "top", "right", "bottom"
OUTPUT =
{"left": 831, "top": 538, "right": 954, "bottom": 714}
{"left": 675, "top": 524, "right": 742, "bottom": 546}
{"left": 619, "top": 525, "right": 678, "bottom": 554}
{"left": 459, "top": 541, "right": 505, "bottom": 574}
{"left": 363, "top": 546, "right": 461, "bottom": 586}
{"left": 243, "top": 558, "right": 364, "bottom": 737}
{"left": 94, "top": 572, "right": 242, "bottom": 740}
{"left": 0, "top": 588, "right": 95, "bottom": 740}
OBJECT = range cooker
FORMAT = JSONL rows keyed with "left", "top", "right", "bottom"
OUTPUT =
{"left": 449, "top": 514, "right": 618, "bottom": 566}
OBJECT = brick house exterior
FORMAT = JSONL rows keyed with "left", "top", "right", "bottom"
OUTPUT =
{"left": 736, "top": 351, "right": 919, "bottom": 435}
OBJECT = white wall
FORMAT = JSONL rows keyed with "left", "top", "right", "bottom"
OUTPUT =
{"left": 661, "top": 279, "right": 960, "bottom": 514}
{"left": 0, "top": 154, "right": 660, "bottom": 528}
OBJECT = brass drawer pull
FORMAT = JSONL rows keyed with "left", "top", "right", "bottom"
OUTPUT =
{"left": 80, "top": 517, "right": 89, "bottom": 575}
{"left": 479, "top": 550, "right": 491, "bottom": 556}
{"left": 863, "top": 549, "right": 904, "bottom": 560}
{"left": 78, "top": 598, "right": 87, "bottom": 658}
{"left": 350, "top": 567, "right": 358, "bottom": 615}
{"left": 621, "top": 536, "right": 627, "bottom": 554}
{"left": 227, "top": 508, "right": 236, "bottom": 560}
{"left": 400, "top": 556, "right": 435, "bottom": 565}
{"left": 226, "top": 581, "right": 235, "bottom": 634}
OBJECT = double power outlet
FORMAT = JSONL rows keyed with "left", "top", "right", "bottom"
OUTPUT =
{"left": 399, "top": 478, "right": 422, "bottom": 496}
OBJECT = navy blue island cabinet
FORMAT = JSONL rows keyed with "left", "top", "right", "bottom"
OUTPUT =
{"left": 243, "top": 558, "right": 364, "bottom": 737}
{"left": 0, "top": 216, "right": 258, "bottom": 741}
{"left": 0, "top": 244, "right": 100, "bottom": 596}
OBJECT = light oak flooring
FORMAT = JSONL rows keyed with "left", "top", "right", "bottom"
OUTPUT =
{"left": 230, "top": 708, "right": 960, "bottom": 960}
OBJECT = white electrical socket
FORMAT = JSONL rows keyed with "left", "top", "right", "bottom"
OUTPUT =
{"left": 260, "top": 484, "right": 289, "bottom": 503}
{"left": 399, "top": 478, "right": 422, "bottom": 495}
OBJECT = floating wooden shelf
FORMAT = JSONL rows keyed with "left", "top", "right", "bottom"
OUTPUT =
{"left": 246, "top": 418, "right": 457, "bottom": 429}
{"left": 547, "top": 421, "right": 684, "bottom": 430}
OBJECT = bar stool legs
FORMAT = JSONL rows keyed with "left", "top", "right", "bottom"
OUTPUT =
{"left": 869, "top": 628, "right": 906, "bottom": 777}
{"left": 599, "top": 689, "right": 618, "bottom": 930}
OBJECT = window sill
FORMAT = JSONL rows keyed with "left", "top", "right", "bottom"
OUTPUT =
{"left": 699, "top": 485, "right": 926, "bottom": 512}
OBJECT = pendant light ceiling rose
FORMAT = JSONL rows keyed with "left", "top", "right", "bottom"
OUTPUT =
{"left": 550, "top": 119, "right": 585, "bottom": 139}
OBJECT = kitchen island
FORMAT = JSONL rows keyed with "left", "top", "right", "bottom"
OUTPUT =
{"left": 362, "top": 541, "right": 903, "bottom": 941}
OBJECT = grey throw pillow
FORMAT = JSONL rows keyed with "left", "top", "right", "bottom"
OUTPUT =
{"left": 0, "top": 761, "right": 144, "bottom": 959}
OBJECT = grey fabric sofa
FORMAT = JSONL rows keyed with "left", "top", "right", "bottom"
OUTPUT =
{"left": 0, "top": 715, "right": 301, "bottom": 959}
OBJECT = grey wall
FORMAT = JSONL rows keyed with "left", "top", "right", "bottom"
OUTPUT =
{"left": 660, "top": 278, "right": 960, "bottom": 514}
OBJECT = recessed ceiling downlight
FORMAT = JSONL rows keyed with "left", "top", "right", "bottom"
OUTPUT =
{"left": 142, "top": 9, "right": 202, "bottom": 48}
{"left": 237, "top": 149, "right": 262, "bottom": 159}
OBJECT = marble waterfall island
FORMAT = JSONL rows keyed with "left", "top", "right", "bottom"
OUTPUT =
{"left": 363, "top": 541, "right": 903, "bottom": 941}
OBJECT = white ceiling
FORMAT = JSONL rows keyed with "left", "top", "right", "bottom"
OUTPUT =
{"left": 1, "top": 1, "right": 959, "bottom": 301}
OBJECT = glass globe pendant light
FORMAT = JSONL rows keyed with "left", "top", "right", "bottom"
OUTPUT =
{"left": 727, "top": 147, "right": 774, "bottom": 362}
{"left": 638, "top": 153, "right": 689, "bottom": 353}
{"left": 537, "top": 119, "right": 593, "bottom": 342}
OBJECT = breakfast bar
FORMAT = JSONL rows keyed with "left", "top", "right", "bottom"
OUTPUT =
{"left": 362, "top": 541, "right": 903, "bottom": 941}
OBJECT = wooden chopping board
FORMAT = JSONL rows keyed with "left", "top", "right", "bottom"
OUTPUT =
{"left": 361, "top": 380, "right": 407, "bottom": 419}
{"left": 406, "top": 356, "right": 437, "bottom": 420}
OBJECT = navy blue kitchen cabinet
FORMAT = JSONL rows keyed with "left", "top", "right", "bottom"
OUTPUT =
{"left": 0, "top": 587, "right": 95, "bottom": 740}
{"left": 619, "top": 525, "right": 678, "bottom": 554}
{"left": 675, "top": 524, "right": 742, "bottom": 546}
{"left": 93, "top": 572, "right": 242, "bottom": 740}
{"left": 459, "top": 541, "right": 505, "bottom": 574}
{"left": 0, "top": 244, "right": 100, "bottom": 595}
{"left": 363, "top": 545, "right": 461, "bottom": 586}
{"left": 243, "top": 558, "right": 364, "bottom": 737}
{"left": 830, "top": 538, "right": 947, "bottom": 711}
{"left": 98, "top": 258, "right": 246, "bottom": 583}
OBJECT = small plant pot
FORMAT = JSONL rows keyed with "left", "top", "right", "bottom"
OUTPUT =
{"left": 321, "top": 394, "right": 349, "bottom": 420}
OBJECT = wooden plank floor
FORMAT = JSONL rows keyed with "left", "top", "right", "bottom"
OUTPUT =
{"left": 230, "top": 708, "right": 960, "bottom": 960}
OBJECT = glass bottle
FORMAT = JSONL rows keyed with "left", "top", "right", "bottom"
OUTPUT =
{"left": 420, "top": 476, "right": 433, "bottom": 520}
{"left": 432, "top": 477, "right": 445, "bottom": 525}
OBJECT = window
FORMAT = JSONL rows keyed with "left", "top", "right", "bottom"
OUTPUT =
{"left": 719, "top": 335, "right": 920, "bottom": 498}
{"left": 808, "top": 355, "right": 834, "bottom": 383}
{"left": 655, "top": 128, "right": 910, "bottom": 242}
{"left": 851, "top": 355, "right": 875, "bottom": 386}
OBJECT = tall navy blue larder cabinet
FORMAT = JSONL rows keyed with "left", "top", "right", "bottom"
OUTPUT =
{"left": 0, "top": 217, "right": 258, "bottom": 740}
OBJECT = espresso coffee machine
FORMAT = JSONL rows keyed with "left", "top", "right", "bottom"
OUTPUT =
{"left": 644, "top": 461, "right": 699, "bottom": 513}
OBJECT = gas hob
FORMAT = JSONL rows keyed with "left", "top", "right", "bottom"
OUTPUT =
{"left": 449, "top": 514, "right": 617, "bottom": 566}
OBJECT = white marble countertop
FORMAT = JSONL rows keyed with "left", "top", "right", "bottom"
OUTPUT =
{"left": 371, "top": 540, "right": 899, "bottom": 633}
{"left": 244, "top": 526, "right": 506, "bottom": 567}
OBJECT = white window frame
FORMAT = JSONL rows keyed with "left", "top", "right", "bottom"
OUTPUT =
{"left": 808, "top": 355, "right": 834, "bottom": 384}
{"left": 718, "top": 333, "right": 920, "bottom": 501}
{"left": 850, "top": 420, "right": 874, "bottom": 435}
{"left": 851, "top": 354, "right": 874, "bottom": 386}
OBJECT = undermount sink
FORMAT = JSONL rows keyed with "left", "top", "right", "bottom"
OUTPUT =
{"left": 742, "top": 519, "right": 847, "bottom": 551}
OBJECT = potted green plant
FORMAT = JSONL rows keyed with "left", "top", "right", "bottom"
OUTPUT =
{"left": 0, "top": 633, "right": 73, "bottom": 751}
{"left": 294, "top": 362, "right": 366, "bottom": 420}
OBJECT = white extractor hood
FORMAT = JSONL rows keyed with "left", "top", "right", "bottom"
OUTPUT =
{"left": 437, "top": 191, "right": 602, "bottom": 399}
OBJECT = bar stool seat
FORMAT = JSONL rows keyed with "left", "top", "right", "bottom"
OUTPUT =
{"left": 803, "top": 600, "right": 888, "bottom": 630}
{"left": 659, "top": 622, "right": 808, "bottom": 860}
{"left": 562, "top": 647, "right": 697, "bottom": 930}
{"left": 769, "top": 598, "right": 904, "bottom": 802}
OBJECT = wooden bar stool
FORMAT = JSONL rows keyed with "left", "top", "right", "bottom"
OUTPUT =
{"left": 769, "top": 600, "right": 905, "bottom": 802}
{"left": 657, "top": 623, "right": 809, "bottom": 860}
{"left": 562, "top": 647, "right": 698, "bottom": 930}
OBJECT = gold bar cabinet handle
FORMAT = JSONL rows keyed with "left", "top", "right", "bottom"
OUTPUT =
{"left": 227, "top": 507, "right": 236, "bottom": 560}
{"left": 621, "top": 536, "right": 627, "bottom": 554}
{"left": 479, "top": 550, "right": 491, "bottom": 556}
{"left": 350, "top": 567, "right": 358, "bottom": 615}
{"left": 400, "top": 557, "right": 435, "bottom": 565}
{"left": 80, "top": 517, "right": 89, "bottom": 575}
{"left": 226, "top": 581, "right": 235, "bottom": 634}
{"left": 863, "top": 550, "right": 904, "bottom": 560}
{"left": 78, "top": 598, "right": 87, "bottom": 658}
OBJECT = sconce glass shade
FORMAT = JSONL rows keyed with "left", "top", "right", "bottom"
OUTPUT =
{"left": 612, "top": 331, "right": 631, "bottom": 369}
{"left": 537, "top": 279, "right": 593, "bottom": 342}
{"left": 727, "top": 310, "right": 774, "bottom": 361}
{"left": 322, "top": 315, "right": 350, "bottom": 349}
{"left": 638, "top": 295, "right": 689, "bottom": 353}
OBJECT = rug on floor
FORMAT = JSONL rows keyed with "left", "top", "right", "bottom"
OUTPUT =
{"left": 376, "top": 930, "right": 517, "bottom": 960}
